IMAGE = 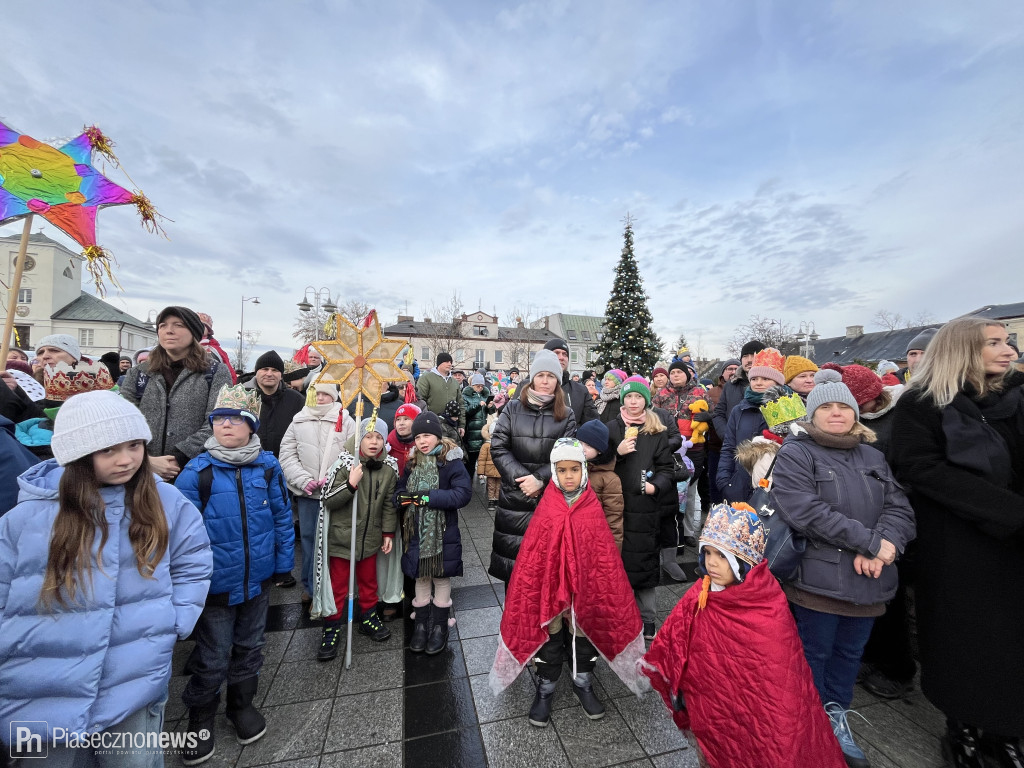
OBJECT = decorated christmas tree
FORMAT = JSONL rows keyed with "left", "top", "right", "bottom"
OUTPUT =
{"left": 593, "top": 217, "right": 663, "bottom": 375}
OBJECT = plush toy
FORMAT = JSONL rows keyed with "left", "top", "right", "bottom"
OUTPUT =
{"left": 688, "top": 399, "right": 710, "bottom": 444}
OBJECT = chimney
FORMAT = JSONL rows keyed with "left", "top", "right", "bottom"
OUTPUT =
{"left": 516, "top": 317, "right": 524, "bottom": 329}
{"left": 396, "top": 315, "right": 413, "bottom": 323}
{"left": 845, "top": 325, "right": 864, "bottom": 338}
{"left": 423, "top": 317, "right": 432, "bottom": 324}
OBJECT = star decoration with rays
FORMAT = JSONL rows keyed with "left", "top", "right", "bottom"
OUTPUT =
{"left": 0, "top": 120, "right": 165, "bottom": 293}
{"left": 311, "top": 311, "right": 407, "bottom": 407}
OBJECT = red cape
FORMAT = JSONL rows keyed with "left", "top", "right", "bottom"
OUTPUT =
{"left": 641, "top": 563, "right": 845, "bottom": 768}
{"left": 490, "top": 482, "right": 646, "bottom": 694}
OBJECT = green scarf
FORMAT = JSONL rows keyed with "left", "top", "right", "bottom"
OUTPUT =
{"left": 404, "top": 444, "right": 445, "bottom": 578}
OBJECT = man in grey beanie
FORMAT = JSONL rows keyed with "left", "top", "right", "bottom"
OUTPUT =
{"left": 896, "top": 327, "right": 937, "bottom": 384}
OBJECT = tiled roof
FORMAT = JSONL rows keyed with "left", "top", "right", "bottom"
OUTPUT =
{"left": 968, "top": 302, "right": 1024, "bottom": 320}
{"left": 51, "top": 292, "right": 153, "bottom": 331}
{"left": 803, "top": 325, "right": 943, "bottom": 365}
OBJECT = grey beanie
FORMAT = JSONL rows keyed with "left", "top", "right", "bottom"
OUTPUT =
{"left": 805, "top": 369, "right": 860, "bottom": 421}
{"left": 51, "top": 390, "right": 152, "bottom": 465}
{"left": 470, "top": 373, "right": 486, "bottom": 386}
{"left": 36, "top": 334, "right": 81, "bottom": 362}
{"left": 529, "top": 349, "right": 563, "bottom": 384}
{"left": 358, "top": 417, "right": 388, "bottom": 442}
{"left": 907, "top": 327, "right": 937, "bottom": 354}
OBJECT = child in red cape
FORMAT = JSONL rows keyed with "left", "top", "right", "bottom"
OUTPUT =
{"left": 490, "top": 437, "right": 647, "bottom": 728}
{"left": 641, "top": 502, "right": 846, "bottom": 768}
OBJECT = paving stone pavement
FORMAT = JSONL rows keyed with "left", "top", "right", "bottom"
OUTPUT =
{"left": 164, "top": 480, "right": 948, "bottom": 767}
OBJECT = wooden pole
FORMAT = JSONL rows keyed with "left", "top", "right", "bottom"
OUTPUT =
{"left": 345, "top": 392, "right": 365, "bottom": 670}
{"left": 1, "top": 216, "right": 33, "bottom": 362}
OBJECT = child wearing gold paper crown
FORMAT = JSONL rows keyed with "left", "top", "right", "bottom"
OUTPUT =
{"left": 641, "top": 503, "right": 846, "bottom": 768}
{"left": 176, "top": 384, "right": 295, "bottom": 764}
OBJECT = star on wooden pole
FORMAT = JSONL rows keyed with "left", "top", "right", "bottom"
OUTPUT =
{"left": 310, "top": 311, "right": 407, "bottom": 407}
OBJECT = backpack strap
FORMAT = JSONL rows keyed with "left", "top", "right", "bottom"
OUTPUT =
{"left": 197, "top": 465, "right": 214, "bottom": 513}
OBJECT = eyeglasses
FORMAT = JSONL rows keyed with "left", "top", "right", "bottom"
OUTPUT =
{"left": 211, "top": 415, "right": 247, "bottom": 425}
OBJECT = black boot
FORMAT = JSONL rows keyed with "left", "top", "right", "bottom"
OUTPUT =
{"left": 426, "top": 603, "right": 450, "bottom": 655}
{"left": 225, "top": 677, "right": 267, "bottom": 745}
{"left": 528, "top": 677, "right": 558, "bottom": 727}
{"left": 981, "top": 732, "right": 1024, "bottom": 768}
{"left": 181, "top": 695, "right": 218, "bottom": 766}
{"left": 571, "top": 672, "right": 606, "bottom": 720}
{"left": 409, "top": 603, "right": 432, "bottom": 653}
{"left": 941, "top": 720, "right": 985, "bottom": 768}
{"left": 317, "top": 620, "right": 343, "bottom": 662}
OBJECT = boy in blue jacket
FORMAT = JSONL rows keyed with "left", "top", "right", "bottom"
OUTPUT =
{"left": 176, "top": 384, "right": 294, "bottom": 765}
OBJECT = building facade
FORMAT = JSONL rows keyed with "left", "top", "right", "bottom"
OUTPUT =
{"left": 383, "top": 311, "right": 558, "bottom": 373}
{"left": 2, "top": 232, "right": 157, "bottom": 356}
{"left": 533, "top": 313, "right": 607, "bottom": 373}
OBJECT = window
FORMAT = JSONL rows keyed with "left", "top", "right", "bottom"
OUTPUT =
{"left": 14, "top": 325, "right": 30, "bottom": 349}
{"left": 571, "top": 350, "right": 579, "bottom": 363}
{"left": 475, "top": 349, "right": 485, "bottom": 364}
{"left": 18, "top": 288, "right": 32, "bottom": 304}
{"left": 455, "top": 348, "right": 466, "bottom": 362}
{"left": 494, "top": 350, "right": 503, "bottom": 363}
{"left": 421, "top": 347, "right": 429, "bottom": 359}
{"left": 581, "top": 331, "right": 591, "bottom": 341}
{"left": 63, "top": 266, "right": 74, "bottom": 278}
{"left": 79, "top": 329, "right": 95, "bottom": 347}
{"left": 472, "top": 325, "right": 488, "bottom": 337}
{"left": 529, "top": 351, "right": 537, "bottom": 363}
{"left": 567, "top": 329, "right": 577, "bottom": 341}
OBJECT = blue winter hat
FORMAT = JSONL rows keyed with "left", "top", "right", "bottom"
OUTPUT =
{"left": 576, "top": 419, "right": 610, "bottom": 452}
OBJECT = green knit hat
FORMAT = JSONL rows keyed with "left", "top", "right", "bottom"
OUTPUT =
{"left": 619, "top": 375, "right": 651, "bottom": 407}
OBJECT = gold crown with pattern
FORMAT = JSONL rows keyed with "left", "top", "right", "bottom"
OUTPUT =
{"left": 213, "top": 384, "right": 261, "bottom": 418}
{"left": 760, "top": 391, "right": 807, "bottom": 428}
{"left": 43, "top": 361, "right": 116, "bottom": 402}
{"left": 751, "top": 347, "right": 785, "bottom": 372}
{"left": 698, "top": 502, "right": 766, "bottom": 566}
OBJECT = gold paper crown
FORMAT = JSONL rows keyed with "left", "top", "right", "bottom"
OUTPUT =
{"left": 213, "top": 384, "right": 261, "bottom": 418}
{"left": 751, "top": 347, "right": 785, "bottom": 372}
{"left": 43, "top": 361, "right": 116, "bottom": 402}
{"left": 760, "top": 392, "right": 807, "bottom": 428}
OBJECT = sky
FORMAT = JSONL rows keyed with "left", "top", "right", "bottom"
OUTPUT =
{"left": 2, "top": 0, "right": 1023, "bottom": 361}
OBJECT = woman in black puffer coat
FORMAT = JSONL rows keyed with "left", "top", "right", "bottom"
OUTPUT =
{"left": 488, "top": 351, "right": 576, "bottom": 584}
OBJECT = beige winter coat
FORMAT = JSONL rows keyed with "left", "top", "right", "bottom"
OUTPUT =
{"left": 279, "top": 403, "right": 356, "bottom": 496}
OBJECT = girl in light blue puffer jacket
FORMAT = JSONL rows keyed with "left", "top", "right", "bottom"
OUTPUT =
{"left": 0, "top": 391, "right": 212, "bottom": 765}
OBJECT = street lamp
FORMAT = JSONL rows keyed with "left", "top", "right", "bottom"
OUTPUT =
{"left": 793, "top": 321, "right": 819, "bottom": 359}
{"left": 238, "top": 296, "right": 260, "bottom": 370}
{"left": 297, "top": 287, "right": 337, "bottom": 341}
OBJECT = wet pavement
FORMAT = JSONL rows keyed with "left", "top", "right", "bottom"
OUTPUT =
{"left": 164, "top": 480, "right": 948, "bottom": 767}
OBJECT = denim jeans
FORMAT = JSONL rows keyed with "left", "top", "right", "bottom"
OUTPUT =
{"left": 791, "top": 603, "right": 875, "bottom": 709}
{"left": 26, "top": 695, "right": 167, "bottom": 768}
{"left": 295, "top": 495, "right": 320, "bottom": 596}
{"left": 182, "top": 590, "right": 270, "bottom": 706}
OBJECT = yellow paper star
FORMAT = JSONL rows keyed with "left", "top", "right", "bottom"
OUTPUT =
{"left": 311, "top": 312, "right": 407, "bottom": 407}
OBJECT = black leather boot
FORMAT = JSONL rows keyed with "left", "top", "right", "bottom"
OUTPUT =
{"left": 181, "top": 695, "right": 218, "bottom": 765}
{"left": 409, "top": 602, "right": 432, "bottom": 653}
{"left": 225, "top": 677, "right": 267, "bottom": 745}
{"left": 426, "top": 603, "right": 450, "bottom": 655}
{"left": 981, "top": 732, "right": 1024, "bottom": 768}
{"left": 528, "top": 677, "right": 558, "bottom": 727}
{"left": 941, "top": 720, "right": 985, "bottom": 768}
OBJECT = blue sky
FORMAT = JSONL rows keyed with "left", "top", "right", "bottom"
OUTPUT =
{"left": 3, "top": 0, "right": 1023, "bottom": 359}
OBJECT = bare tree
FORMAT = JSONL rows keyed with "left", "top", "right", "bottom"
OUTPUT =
{"left": 873, "top": 310, "right": 906, "bottom": 331}
{"left": 292, "top": 309, "right": 333, "bottom": 344}
{"left": 336, "top": 299, "right": 373, "bottom": 325}
{"left": 420, "top": 292, "right": 470, "bottom": 361}
{"left": 234, "top": 330, "right": 261, "bottom": 372}
{"left": 502, "top": 305, "right": 542, "bottom": 370}
{"left": 726, "top": 315, "right": 794, "bottom": 356}
{"left": 874, "top": 309, "right": 937, "bottom": 330}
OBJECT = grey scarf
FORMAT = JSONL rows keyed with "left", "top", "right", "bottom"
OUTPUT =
{"left": 205, "top": 434, "right": 263, "bottom": 465}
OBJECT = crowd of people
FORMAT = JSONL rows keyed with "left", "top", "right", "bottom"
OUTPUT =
{"left": 1, "top": 308, "right": 1022, "bottom": 768}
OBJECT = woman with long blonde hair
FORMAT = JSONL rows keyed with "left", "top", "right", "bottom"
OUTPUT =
{"left": 0, "top": 391, "right": 211, "bottom": 764}
{"left": 889, "top": 316, "right": 1024, "bottom": 765}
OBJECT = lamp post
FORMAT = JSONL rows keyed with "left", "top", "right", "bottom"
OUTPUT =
{"left": 297, "top": 287, "right": 337, "bottom": 341}
{"left": 238, "top": 296, "right": 260, "bottom": 370}
{"left": 793, "top": 321, "right": 819, "bottom": 359}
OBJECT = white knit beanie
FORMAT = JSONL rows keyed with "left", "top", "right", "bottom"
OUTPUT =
{"left": 314, "top": 382, "right": 339, "bottom": 402}
{"left": 36, "top": 333, "right": 82, "bottom": 362}
{"left": 51, "top": 391, "right": 152, "bottom": 465}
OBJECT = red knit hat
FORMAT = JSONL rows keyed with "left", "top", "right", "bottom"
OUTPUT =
{"left": 840, "top": 364, "right": 884, "bottom": 406}
{"left": 395, "top": 403, "right": 422, "bottom": 421}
